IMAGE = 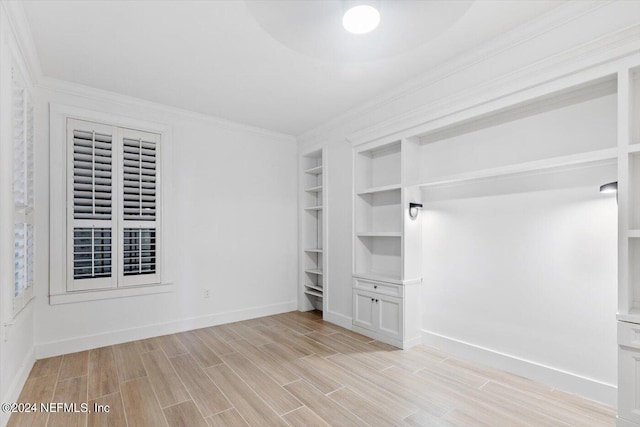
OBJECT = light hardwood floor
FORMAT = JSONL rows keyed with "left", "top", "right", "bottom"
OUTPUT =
{"left": 9, "top": 310, "right": 615, "bottom": 427}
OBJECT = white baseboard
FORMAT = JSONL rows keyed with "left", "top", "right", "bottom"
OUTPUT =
{"left": 323, "top": 310, "right": 352, "bottom": 330}
{"left": 421, "top": 329, "right": 617, "bottom": 407}
{"left": 35, "top": 300, "right": 297, "bottom": 358}
{"left": 1, "top": 347, "right": 36, "bottom": 427}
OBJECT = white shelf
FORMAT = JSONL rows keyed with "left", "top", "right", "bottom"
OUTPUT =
{"left": 304, "top": 248, "right": 323, "bottom": 253}
{"left": 357, "top": 184, "right": 401, "bottom": 195}
{"left": 305, "top": 205, "right": 323, "bottom": 211}
{"left": 305, "top": 268, "right": 323, "bottom": 275}
{"left": 304, "top": 165, "right": 323, "bottom": 175}
{"left": 618, "top": 310, "right": 640, "bottom": 324}
{"left": 628, "top": 144, "right": 640, "bottom": 154}
{"left": 419, "top": 148, "right": 618, "bottom": 188}
{"left": 304, "top": 289, "right": 323, "bottom": 298}
{"left": 305, "top": 185, "right": 323, "bottom": 193}
{"left": 304, "top": 284, "right": 324, "bottom": 293}
{"left": 356, "top": 231, "right": 402, "bottom": 238}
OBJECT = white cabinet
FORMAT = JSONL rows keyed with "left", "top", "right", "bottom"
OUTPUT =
{"left": 352, "top": 277, "right": 420, "bottom": 348}
{"left": 619, "top": 321, "right": 640, "bottom": 426}
{"left": 353, "top": 287, "right": 403, "bottom": 342}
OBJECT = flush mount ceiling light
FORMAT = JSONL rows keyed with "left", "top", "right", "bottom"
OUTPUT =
{"left": 342, "top": 2, "right": 380, "bottom": 34}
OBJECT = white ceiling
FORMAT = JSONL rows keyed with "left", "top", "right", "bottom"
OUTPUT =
{"left": 23, "top": 0, "right": 565, "bottom": 135}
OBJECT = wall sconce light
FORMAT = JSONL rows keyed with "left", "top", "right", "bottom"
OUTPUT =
{"left": 409, "top": 203, "right": 423, "bottom": 219}
{"left": 599, "top": 181, "right": 617, "bottom": 194}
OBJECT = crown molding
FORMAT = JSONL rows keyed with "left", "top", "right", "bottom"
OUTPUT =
{"left": 346, "top": 24, "right": 640, "bottom": 146}
{"left": 298, "top": 0, "right": 623, "bottom": 143}
{"left": 38, "top": 76, "right": 296, "bottom": 142}
{"left": 1, "top": 0, "right": 42, "bottom": 86}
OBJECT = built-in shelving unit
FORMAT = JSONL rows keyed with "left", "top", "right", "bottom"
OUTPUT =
{"left": 617, "top": 65, "right": 640, "bottom": 427}
{"left": 352, "top": 139, "right": 422, "bottom": 348}
{"left": 300, "top": 149, "right": 325, "bottom": 312}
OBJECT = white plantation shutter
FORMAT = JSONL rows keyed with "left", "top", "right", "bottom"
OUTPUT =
{"left": 12, "top": 68, "right": 34, "bottom": 314}
{"left": 67, "top": 119, "right": 116, "bottom": 291}
{"left": 72, "top": 130, "right": 113, "bottom": 220}
{"left": 123, "top": 137, "right": 157, "bottom": 220}
{"left": 67, "top": 120, "right": 160, "bottom": 290}
{"left": 120, "top": 129, "right": 160, "bottom": 286}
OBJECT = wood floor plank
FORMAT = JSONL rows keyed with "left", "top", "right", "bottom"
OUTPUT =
{"left": 163, "top": 400, "right": 209, "bottom": 427}
{"left": 220, "top": 352, "right": 302, "bottom": 415}
{"left": 271, "top": 313, "right": 316, "bottom": 334}
{"left": 223, "top": 322, "right": 272, "bottom": 346}
{"left": 121, "top": 377, "right": 168, "bottom": 427}
{"left": 229, "top": 339, "right": 300, "bottom": 385}
{"left": 58, "top": 351, "right": 89, "bottom": 380}
{"left": 209, "top": 324, "right": 242, "bottom": 342}
{"left": 404, "top": 410, "right": 457, "bottom": 427}
{"left": 481, "top": 380, "right": 603, "bottom": 427}
{"left": 305, "top": 332, "right": 391, "bottom": 371}
{"left": 303, "top": 354, "right": 417, "bottom": 418}
{"left": 204, "top": 364, "right": 288, "bottom": 427}
{"left": 254, "top": 327, "right": 314, "bottom": 358}
{"left": 136, "top": 337, "right": 161, "bottom": 353}
{"left": 282, "top": 406, "right": 331, "bottom": 427}
{"left": 140, "top": 349, "right": 190, "bottom": 408}
{"left": 47, "top": 376, "right": 88, "bottom": 427}
{"left": 169, "top": 353, "right": 232, "bottom": 417}
{"left": 113, "top": 341, "right": 147, "bottom": 383}
{"left": 176, "top": 331, "right": 223, "bottom": 368}
{"left": 206, "top": 409, "right": 249, "bottom": 427}
{"left": 193, "top": 328, "right": 236, "bottom": 355}
{"left": 88, "top": 392, "right": 126, "bottom": 427}
{"left": 283, "top": 380, "right": 368, "bottom": 427}
{"left": 328, "top": 386, "right": 409, "bottom": 427}
{"left": 7, "top": 374, "right": 57, "bottom": 427}
{"left": 156, "top": 334, "right": 189, "bottom": 358}
{"left": 29, "top": 356, "right": 63, "bottom": 379}
{"left": 87, "top": 347, "right": 119, "bottom": 400}
{"left": 327, "top": 353, "right": 450, "bottom": 417}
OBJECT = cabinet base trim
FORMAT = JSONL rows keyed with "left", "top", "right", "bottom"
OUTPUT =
{"left": 421, "top": 329, "right": 616, "bottom": 406}
{"left": 352, "top": 324, "right": 421, "bottom": 349}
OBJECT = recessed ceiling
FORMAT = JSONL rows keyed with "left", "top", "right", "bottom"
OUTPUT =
{"left": 22, "top": 0, "right": 565, "bottom": 135}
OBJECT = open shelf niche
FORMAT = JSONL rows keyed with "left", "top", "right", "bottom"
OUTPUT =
{"left": 300, "top": 148, "right": 325, "bottom": 312}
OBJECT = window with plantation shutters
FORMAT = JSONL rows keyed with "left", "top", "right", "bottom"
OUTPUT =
{"left": 66, "top": 119, "right": 160, "bottom": 291}
{"left": 12, "top": 67, "right": 34, "bottom": 315}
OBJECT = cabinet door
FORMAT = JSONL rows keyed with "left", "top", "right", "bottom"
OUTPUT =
{"left": 376, "top": 295, "right": 403, "bottom": 341}
{"left": 619, "top": 322, "right": 640, "bottom": 424}
{"left": 353, "top": 290, "right": 375, "bottom": 331}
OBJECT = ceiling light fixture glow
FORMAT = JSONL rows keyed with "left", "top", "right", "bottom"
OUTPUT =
{"left": 343, "top": 4, "right": 380, "bottom": 34}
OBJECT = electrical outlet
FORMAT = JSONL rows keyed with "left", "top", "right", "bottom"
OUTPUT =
{"left": 203, "top": 289, "right": 210, "bottom": 299}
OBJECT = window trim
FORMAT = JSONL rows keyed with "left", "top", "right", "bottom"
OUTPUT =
{"left": 50, "top": 104, "right": 173, "bottom": 305}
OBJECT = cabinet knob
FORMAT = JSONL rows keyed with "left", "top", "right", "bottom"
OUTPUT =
{"left": 371, "top": 298, "right": 374, "bottom": 302}
{"left": 374, "top": 285, "right": 377, "bottom": 289}
{"left": 375, "top": 299, "right": 379, "bottom": 303}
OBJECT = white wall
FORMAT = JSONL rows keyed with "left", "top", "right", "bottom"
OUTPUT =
{"left": 421, "top": 165, "right": 618, "bottom": 398}
{"left": 34, "top": 83, "right": 298, "bottom": 356}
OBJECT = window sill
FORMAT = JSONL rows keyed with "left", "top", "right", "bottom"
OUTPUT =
{"left": 49, "top": 282, "right": 173, "bottom": 305}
